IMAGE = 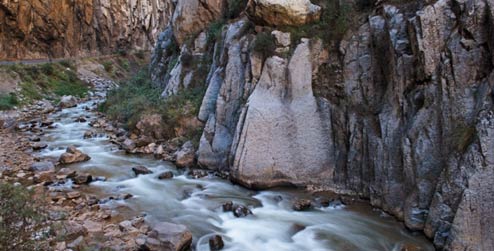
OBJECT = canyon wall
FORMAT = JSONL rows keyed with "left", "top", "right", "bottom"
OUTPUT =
{"left": 0, "top": 0, "right": 174, "bottom": 60}
{"left": 151, "top": 0, "right": 494, "bottom": 250}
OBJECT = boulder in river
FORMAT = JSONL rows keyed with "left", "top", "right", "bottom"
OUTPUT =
{"left": 209, "top": 235, "right": 224, "bottom": 250}
{"left": 292, "top": 199, "right": 312, "bottom": 211}
{"left": 83, "top": 130, "right": 97, "bottom": 139}
{"left": 158, "top": 171, "right": 174, "bottom": 180}
{"left": 146, "top": 222, "right": 192, "bottom": 251}
{"left": 175, "top": 141, "right": 195, "bottom": 168}
{"left": 59, "top": 146, "right": 91, "bottom": 165}
{"left": 59, "top": 95, "right": 78, "bottom": 108}
{"left": 73, "top": 172, "right": 93, "bottom": 184}
{"left": 132, "top": 166, "right": 153, "bottom": 176}
{"left": 233, "top": 205, "right": 252, "bottom": 218}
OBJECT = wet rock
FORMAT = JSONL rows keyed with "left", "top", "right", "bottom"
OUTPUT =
{"left": 83, "top": 130, "right": 97, "bottom": 139}
{"left": 119, "top": 193, "right": 134, "bottom": 200}
{"left": 59, "top": 95, "right": 78, "bottom": 108}
{"left": 30, "top": 161, "right": 55, "bottom": 172}
{"left": 29, "top": 136, "right": 41, "bottom": 142}
{"left": 292, "top": 199, "right": 312, "bottom": 211}
{"left": 158, "top": 171, "right": 174, "bottom": 180}
{"left": 188, "top": 169, "right": 208, "bottom": 179}
{"left": 59, "top": 146, "right": 91, "bottom": 164}
{"left": 132, "top": 166, "right": 153, "bottom": 176}
{"left": 74, "top": 116, "right": 87, "bottom": 123}
{"left": 73, "top": 173, "right": 93, "bottom": 184}
{"left": 209, "top": 235, "right": 224, "bottom": 250}
{"left": 40, "top": 120, "right": 54, "bottom": 127}
{"left": 57, "top": 168, "right": 77, "bottom": 179}
{"left": 32, "top": 142, "right": 48, "bottom": 151}
{"left": 328, "top": 199, "right": 345, "bottom": 208}
{"left": 122, "top": 138, "right": 136, "bottom": 152}
{"left": 222, "top": 201, "right": 234, "bottom": 212}
{"left": 147, "top": 222, "right": 192, "bottom": 251}
{"left": 233, "top": 205, "right": 252, "bottom": 218}
{"left": 175, "top": 141, "right": 195, "bottom": 168}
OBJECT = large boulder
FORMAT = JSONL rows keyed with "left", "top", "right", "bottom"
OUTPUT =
{"left": 146, "top": 222, "right": 192, "bottom": 251}
{"left": 247, "top": 0, "right": 321, "bottom": 26}
{"left": 175, "top": 141, "right": 195, "bottom": 168}
{"left": 59, "top": 146, "right": 91, "bottom": 165}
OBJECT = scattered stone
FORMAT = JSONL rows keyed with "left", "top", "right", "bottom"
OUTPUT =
{"left": 58, "top": 221, "right": 87, "bottom": 241}
{"left": 67, "top": 191, "right": 81, "bottom": 199}
{"left": 209, "top": 235, "right": 224, "bottom": 250}
{"left": 122, "top": 138, "right": 136, "bottom": 152}
{"left": 59, "top": 146, "right": 91, "bottom": 164}
{"left": 158, "top": 171, "right": 174, "bottom": 180}
{"left": 292, "top": 199, "right": 312, "bottom": 211}
{"left": 132, "top": 166, "right": 153, "bottom": 176}
{"left": 147, "top": 222, "right": 192, "bottom": 251}
{"left": 30, "top": 161, "right": 55, "bottom": 172}
{"left": 29, "top": 136, "right": 41, "bottom": 142}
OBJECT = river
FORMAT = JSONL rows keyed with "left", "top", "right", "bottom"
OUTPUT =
{"left": 35, "top": 91, "right": 434, "bottom": 251}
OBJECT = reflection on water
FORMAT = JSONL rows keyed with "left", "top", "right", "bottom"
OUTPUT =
{"left": 38, "top": 101, "right": 435, "bottom": 251}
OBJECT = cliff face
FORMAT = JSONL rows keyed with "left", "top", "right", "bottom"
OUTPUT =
{"left": 0, "top": 0, "right": 173, "bottom": 60}
{"left": 151, "top": 0, "right": 494, "bottom": 250}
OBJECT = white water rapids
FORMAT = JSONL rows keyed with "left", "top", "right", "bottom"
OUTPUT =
{"left": 36, "top": 98, "right": 434, "bottom": 251}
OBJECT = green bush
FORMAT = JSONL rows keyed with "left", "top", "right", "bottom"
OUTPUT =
{"left": 0, "top": 182, "right": 47, "bottom": 250}
{"left": 251, "top": 32, "right": 276, "bottom": 58}
{"left": 226, "top": 0, "right": 248, "bottom": 19}
{"left": 207, "top": 20, "right": 226, "bottom": 44}
{"left": 102, "top": 61, "right": 113, "bottom": 73}
{"left": 0, "top": 93, "right": 19, "bottom": 110}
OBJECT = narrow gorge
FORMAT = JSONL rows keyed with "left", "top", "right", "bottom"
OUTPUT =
{"left": 0, "top": 0, "right": 493, "bottom": 250}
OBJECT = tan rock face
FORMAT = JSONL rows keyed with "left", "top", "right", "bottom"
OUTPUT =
{"left": 0, "top": 0, "right": 173, "bottom": 60}
{"left": 248, "top": 0, "right": 321, "bottom": 26}
{"left": 172, "top": 0, "right": 225, "bottom": 45}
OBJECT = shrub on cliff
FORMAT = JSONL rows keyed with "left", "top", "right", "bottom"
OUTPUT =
{"left": 251, "top": 32, "right": 276, "bottom": 58}
{"left": 100, "top": 69, "right": 205, "bottom": 143}
{"left": 0, "top": 182, "right": 48, "bottom": 250}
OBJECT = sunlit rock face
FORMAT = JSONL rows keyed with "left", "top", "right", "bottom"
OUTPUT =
{"left": 0, "top": 0, "right": 174, "bottom": 59}
{"left": 247, "top": 0, "right": 321, "bottom": 26}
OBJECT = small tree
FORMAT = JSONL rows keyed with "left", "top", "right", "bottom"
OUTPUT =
{"left": 0, "top": 182, "right": 47, "bottom": 250}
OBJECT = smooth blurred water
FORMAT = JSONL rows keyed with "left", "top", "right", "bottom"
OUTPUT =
{"left": 37, "top": 101, "right": 435, "bottom": 251}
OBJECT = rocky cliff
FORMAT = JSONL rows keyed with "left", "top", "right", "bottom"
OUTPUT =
{"left": 0, "top": 0, "right": 173, "bottom": 60}
{"left": 150, "top": 0, "right": 494, "bottom": 250}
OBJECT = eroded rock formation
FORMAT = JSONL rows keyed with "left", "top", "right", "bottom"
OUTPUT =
{"left": 0, "top": 0, "right": 173, "bottom": 60}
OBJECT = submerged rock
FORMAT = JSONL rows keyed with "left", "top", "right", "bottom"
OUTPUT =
{"left": 158, "top": 171, "right": 174, "bottom": 180}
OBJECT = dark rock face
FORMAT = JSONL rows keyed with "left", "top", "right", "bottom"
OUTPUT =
{"left": 209, "top": 235, "right": 224, "bottom": 250}
{"left": 0, "top": 0, "right": 173, "bottom": 60}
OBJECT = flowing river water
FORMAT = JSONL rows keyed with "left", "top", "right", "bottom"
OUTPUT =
{"left": 34, "top": 92, "right": 435, "bottom": 251}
